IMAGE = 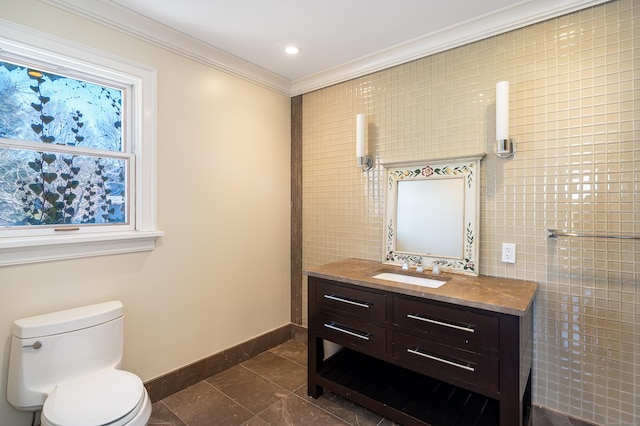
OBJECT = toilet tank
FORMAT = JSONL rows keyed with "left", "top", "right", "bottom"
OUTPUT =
{"left": 7, "top": 301, "right": 125, "bottom": 411}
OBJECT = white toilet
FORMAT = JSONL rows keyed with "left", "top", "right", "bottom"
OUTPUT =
{"left": 7, "top": 301, "right": 152, "bottom": 426}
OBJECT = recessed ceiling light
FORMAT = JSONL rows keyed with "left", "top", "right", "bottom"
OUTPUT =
{"left": 284, "top": 46, "right": 300, "bottom": 55}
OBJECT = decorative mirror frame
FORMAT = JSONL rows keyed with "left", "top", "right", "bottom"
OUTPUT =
{"left": 383, "top": 155, "right": 484, "bottom": 276}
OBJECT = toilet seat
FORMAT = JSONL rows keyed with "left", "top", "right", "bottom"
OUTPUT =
{"left": 42, "top": 369, "right": 148, "bottom": 426}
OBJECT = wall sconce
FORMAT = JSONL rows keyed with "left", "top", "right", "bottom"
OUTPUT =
{"left": 356, "top": 114, "right": 373, "bottom": 170}
{"left": 494, "top": 81, "right": 516, "bottom": 158}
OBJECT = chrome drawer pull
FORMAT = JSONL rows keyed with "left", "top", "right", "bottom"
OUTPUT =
{"left": 323, "top": 322, "right": 371, "bottom": 341}
{"left": 407, "top": 348, "right": 475, "bottom": 372}
{"left": 323, "top": 294, "right": 371, "bottom": 309}
{"left": 406, "top": 314, "right": 474, "bottom": 333}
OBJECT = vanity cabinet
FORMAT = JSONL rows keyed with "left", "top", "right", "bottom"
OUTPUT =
{"left": 308, "top": 276, "right": 534, "bottom": 426}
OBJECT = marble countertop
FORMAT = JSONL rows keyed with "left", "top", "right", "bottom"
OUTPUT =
{"left": 305, "top": 258, "right": 538, "bottom": 317}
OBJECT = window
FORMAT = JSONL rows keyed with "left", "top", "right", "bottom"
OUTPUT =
{"left": 0, "top": 60, "right": 129, "bottom": 232}
{"left": 0, "top": 22, "right": 162, "bottom": 266}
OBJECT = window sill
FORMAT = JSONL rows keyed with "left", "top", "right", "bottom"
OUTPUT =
{"left": 0, "top": 231, "right": 164, "bottom": 267}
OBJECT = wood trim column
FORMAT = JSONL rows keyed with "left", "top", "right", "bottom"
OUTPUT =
{"left": 291, "top": 95, "right": 303, "bottom": 325}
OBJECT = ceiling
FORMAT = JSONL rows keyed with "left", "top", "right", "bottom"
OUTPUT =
{"left": 108, "top": 0, "right": 522, "bottom": 81}
{"left": 43, "top": 0, "right": 607, "bottom": 95}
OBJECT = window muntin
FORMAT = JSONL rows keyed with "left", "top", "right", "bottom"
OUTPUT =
{"left": 0, "top": 58, "right": 132, "bottom": 234}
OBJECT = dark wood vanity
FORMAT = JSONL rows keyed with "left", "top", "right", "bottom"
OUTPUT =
{"left": 306, "top": 259, "right": 537, "bottom": 426}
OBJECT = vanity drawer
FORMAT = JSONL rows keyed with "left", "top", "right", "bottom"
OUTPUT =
{"left": 394, "top": 296, "right": 499, "bottom": 353}
{"left": 313, "top": 311, "right": 387, "bottom": 357}
{"left": 393, "top": 331, "right": 499, "bottom": 393}
{"left": 315, "top": 279, "right": 387, "bottom": 322}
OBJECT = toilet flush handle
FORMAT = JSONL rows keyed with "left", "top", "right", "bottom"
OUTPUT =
{"left": 23, "top": 341, "right": 42, "bottom": 350}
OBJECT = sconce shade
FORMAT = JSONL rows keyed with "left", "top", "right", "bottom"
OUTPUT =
{"left": 355, "top": 114, "right": 372, "bottom": 170}
{"left": 356, "top": 114, "right": 365, "bottom": 158}
{"left": 496, "top": 81, "right": 509, "bottom": 142}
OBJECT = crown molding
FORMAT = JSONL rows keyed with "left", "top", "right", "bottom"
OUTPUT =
{"left": 289, "top": 0, "right": 611, "bottom": 95}
{"left": 40, "top": 0, "right": 292, "bottom": 95}
{"left": 42, "top": 0, "right": 609, "bottom": 97}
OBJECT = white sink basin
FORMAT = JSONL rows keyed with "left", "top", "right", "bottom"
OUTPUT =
{"left": 372, "top": 272, "right": 447, "bottom": 289}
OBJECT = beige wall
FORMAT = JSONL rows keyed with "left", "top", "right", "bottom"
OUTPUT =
{"left": 302, "top": 0, "right": 638, "bottom": 424}
{"left": 0, "top": 1, "right": 291, "bottom": 424}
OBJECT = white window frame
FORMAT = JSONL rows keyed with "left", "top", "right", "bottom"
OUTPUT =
{"left": 0, "top": 21, "right": 162, "bottom": 266}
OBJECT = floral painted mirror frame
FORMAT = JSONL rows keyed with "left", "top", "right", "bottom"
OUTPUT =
{"left": 383, "top": 155, "right": 484, "bottom": 276}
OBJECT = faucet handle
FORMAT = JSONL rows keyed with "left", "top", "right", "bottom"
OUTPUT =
{"left": 416, "top": 258, "right": 424, "bottom": 273}
{"left": 432, "top": 259, "right": 446, "bottom": 275}
{"left": 402, "top": 261, "right": 409, "bottom": 270}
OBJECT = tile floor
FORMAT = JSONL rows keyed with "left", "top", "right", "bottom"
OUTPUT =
{"left": 148, "top": 340, "right": 595, "bottom": 426}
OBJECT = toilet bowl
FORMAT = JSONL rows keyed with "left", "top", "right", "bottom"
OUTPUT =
{"left": 41, "top": 369, "right": 151, "bottom": 426}
{"left": 7, "top": 301, "right": 152, "bottom": 426}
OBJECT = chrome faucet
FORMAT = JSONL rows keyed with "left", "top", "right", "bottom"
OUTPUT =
{"left": 416, "top": 258, "right": 424, "bottom": 273}
{"left": 432, "top": 260, "right": 446, "bottom": 275}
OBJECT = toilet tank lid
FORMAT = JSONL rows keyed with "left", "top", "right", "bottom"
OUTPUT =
{"left": 12, "top": 301, "right": 123, "bottom": 339}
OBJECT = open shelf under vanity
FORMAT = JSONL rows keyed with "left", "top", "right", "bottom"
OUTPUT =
{"left": 318, "top": 348, "right": 501, "bottom": 426}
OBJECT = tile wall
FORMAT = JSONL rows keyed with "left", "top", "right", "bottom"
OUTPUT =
{"left": 301, "top": 0, "right": 639, "bottom": 424}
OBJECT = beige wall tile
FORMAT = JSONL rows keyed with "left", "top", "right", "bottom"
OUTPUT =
{"left": 302, "top": 0, "right": 639, "bottom": 423}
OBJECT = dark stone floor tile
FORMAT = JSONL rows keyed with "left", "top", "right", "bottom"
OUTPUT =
{"left": 294, "top": 387, "right": 383, "bottom": 426}
{"left": 532, "top": 405, "right": 569, "bottom": 426}
{"left": 296, "top": 386, "right": 383, "bottom": 426}
{"left": 532, "top": 405, "right": 599, "bottom": 426}
{"left": 206, "top": 365, "right": 289, "bottom": 414}
{"left": 269, "top": 340, "right": 308, "bottom": 367}
{"left": 257, "top": 394, "right": 349, "bottom": 425}
{"left": 147, "top": 401, "right": 187, "bottom": 426}
{"left": 377, "top": 418, "right": 402, "bottom": 426}
{"left": 242, "top": 415, "right": 270, "bottom": 425}
{"left": 569, "top": 418, "right": 598, "bottom": 426}
{"left": 162, "top": 380, "right": 253, "bottom": 426}
{"left": 152, "top": 340, "right": 598, "bottom": 426}
{"left": 241, "top": 351, "right": 307, "bottom": 391}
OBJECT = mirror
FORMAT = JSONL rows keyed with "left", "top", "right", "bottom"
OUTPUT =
{"left": 383, "top": 156, "right": 483, "bottom": 276}
{"left": 396, "top": 178, "right": 464, "bottom": 257}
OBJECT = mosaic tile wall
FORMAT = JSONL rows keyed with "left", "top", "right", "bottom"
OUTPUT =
{"left": 301, "top": 0, "right": 639, "bottom": 424}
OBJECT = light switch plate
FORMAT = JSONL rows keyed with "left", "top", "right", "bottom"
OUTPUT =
{"left": 502, "top": 243, "right": 516, "bottom": 263}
